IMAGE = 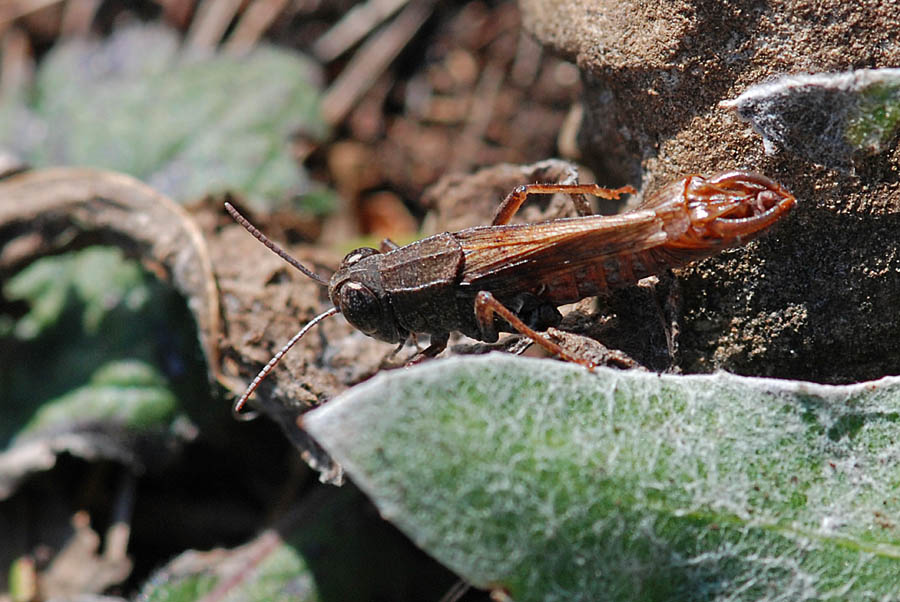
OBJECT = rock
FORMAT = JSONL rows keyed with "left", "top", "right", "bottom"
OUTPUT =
{"left": 519, "top": 0, "right": 900, "bottom": 382}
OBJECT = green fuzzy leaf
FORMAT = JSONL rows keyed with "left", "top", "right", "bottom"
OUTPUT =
{"left": 139, "top": 483, "right": 459, "bottom": 601}
{"left": 0, "top": 247, "right": 206, "bottom": 497}
{"left": 0, "top": 24, "right": 329, "bottom": 211}
{"left": 16, "top": 360, "right": 177, "bottom": 437}
{"left": 846, "top": 79, "right": 900, "bottom": 151}
{"left": 304, "top": 354, "right": 900, "bottom": 602}
{"left": 725, "top": 68, "right": 900, "bottom": 169}
{"left": 140, "top": 532, "right": 318, "bottom": 602}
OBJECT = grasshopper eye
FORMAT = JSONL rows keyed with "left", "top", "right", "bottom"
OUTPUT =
{"left": 336, "top": 281, "right": 399, "bottom": 342}
{"left": 342, "top": 247, "right": 379, "bottom": 267}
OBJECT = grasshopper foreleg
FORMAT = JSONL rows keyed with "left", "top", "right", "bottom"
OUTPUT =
{"left": 405, "top": 332, "right": 451, "bottom": 366}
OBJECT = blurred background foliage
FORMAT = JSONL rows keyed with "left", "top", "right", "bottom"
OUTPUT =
{"left": 0, "top": 1, "right": 577, "bottom": 600}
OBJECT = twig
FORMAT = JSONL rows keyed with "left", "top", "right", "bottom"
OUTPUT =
{"left": 60, "top": 0, "right": 101, "bottom": 36}
{"left": 510, "top": 30, "right": 541, "bottom": 87}
{"left": 450, "top": 59, "right": 505, "bottom": 172}
{"left": 199, "top": 531, "right": 282, "bottom": 602}
{"left": 224, "top": 0, "right": 289, "bottom": 55}
{"left": 437, "top": 579, "right": 472, "bottom": 602}
{"left": 0, "top": 26, "right": 32, "bottom": 97}
{"left": 320, "top": 0, "right": 434, "bottom": 126}
{"left": 155, "top": 0, "right": 197, "bottom": 29}
{"left": 312, "top": 0, "right": 409, "bottom": 62}
{"left": 0, "top": 0, "right": 63, "bottom": 32}
{"left": 103, "top": 471, "right": 136, "bottom": 562}
{"left": 184, "top": 0, "right": 243, "bottom": 53}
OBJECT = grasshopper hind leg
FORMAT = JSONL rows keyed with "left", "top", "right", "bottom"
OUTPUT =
{"left": 473, "top": 291, "right": 594, "bottom": 367}
{"left": 473, "top": 291, "right": 639, "bottom": 369}
{"left": 492, "top": 183, "right": 635, "bottom": 226}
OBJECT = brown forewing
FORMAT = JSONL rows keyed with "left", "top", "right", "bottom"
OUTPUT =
{"left": 454, "top": 210, "right": 668, "bottom": 299}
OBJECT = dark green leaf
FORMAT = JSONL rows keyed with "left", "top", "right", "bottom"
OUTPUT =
{"left": 139, "top": 531, "right": 318, "bottom": 602}
{"left": 138, "top": 484, "right": 462, "bottom": 601}
{"left": 0, "top": 247, "right": 204, "bottom": 497}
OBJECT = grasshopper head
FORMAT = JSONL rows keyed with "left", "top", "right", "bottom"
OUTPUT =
{"left": 329, "top": 247, "right": 407, "bottom": 344}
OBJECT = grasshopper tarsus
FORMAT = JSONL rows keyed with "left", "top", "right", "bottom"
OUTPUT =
{"left": 380, "top": 238, "right": 401, "bottom": 252}
{"left": 404, "top": 332, "right": 450, "bottom": 366}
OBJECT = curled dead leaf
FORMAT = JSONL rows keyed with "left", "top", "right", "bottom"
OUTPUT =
{"left": 0, "top": 167, "right": 221, "bottom": 384}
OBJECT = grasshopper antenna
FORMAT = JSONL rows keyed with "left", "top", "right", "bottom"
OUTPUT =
{"left": 232, "top": 306, "right": 340, "bottom": 419}
{"left": 224, "top": 202, "right": 329, "bottom": 285}
{"left": 225, "top": 202, "right": 339, "bottom": 419}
